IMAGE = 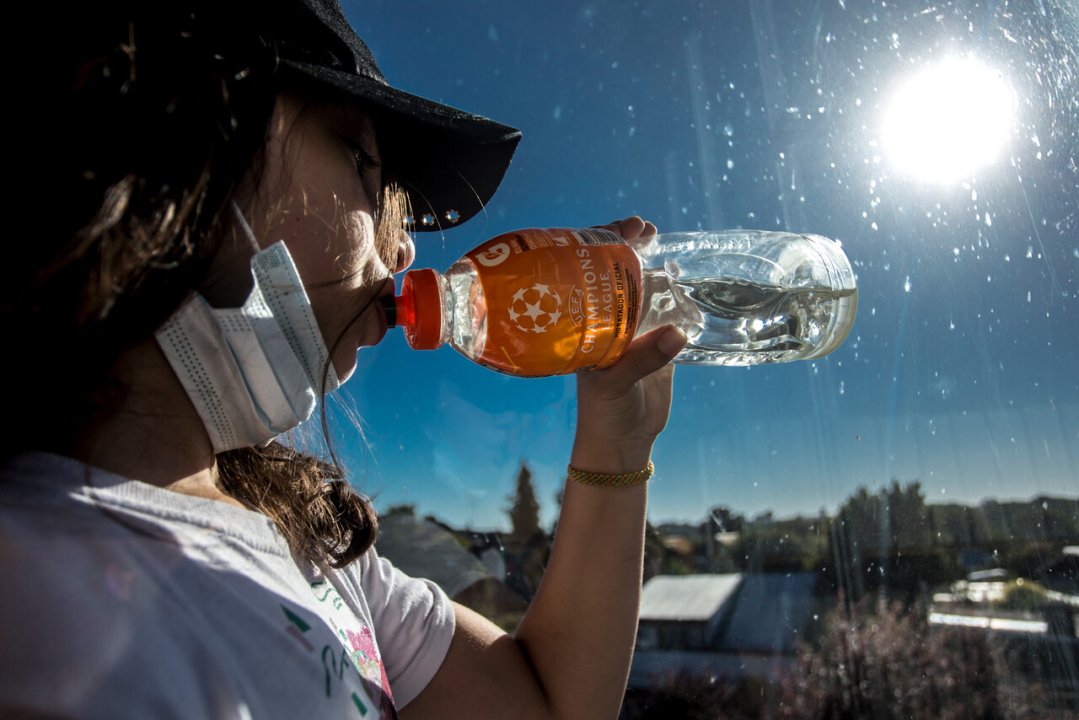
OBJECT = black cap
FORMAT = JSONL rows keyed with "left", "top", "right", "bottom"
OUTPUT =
{"left": 273, "top": 0, "right": 521, "bottom": 232}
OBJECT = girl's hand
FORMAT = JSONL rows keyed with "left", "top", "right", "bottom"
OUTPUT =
{"left": 571, "top": 217, "right": 687, "bottom": 474}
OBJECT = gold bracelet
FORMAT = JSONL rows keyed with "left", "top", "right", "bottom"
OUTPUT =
{"left": 567, "top": 460, "right": 655, "bottom": 487}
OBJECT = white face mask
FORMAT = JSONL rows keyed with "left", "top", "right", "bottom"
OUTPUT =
{"left": 155, "top": 203, "right": 340, "bottom": 453}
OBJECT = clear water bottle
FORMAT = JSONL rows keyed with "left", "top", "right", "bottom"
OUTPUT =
{"left": 383, "top": 228, "right": 856, "bottom": 377}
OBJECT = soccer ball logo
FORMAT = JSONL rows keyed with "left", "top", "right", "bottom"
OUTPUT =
{"left": 508, "top": 283, "right": 563, "bottom": 334}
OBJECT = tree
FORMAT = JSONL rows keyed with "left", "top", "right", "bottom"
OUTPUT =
{"left": 834, "top": 480, "right": 932, "bottom": 558}
{"left": 507, "top": 462, "right": 541, "bottom": 543}
{"left": 504, "top": 462, "right": 548, "bottom": 600}
{"left": 829, "top": 479, "right": 950, "bottom": 598}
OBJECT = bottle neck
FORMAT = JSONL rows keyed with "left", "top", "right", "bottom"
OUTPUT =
{"left": 389, "top": 268, "right": 445, "bottom": 350}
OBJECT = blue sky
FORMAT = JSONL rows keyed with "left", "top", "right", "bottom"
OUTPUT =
{"left": 319, "top": 0, "right": 1078, "bottom": 530}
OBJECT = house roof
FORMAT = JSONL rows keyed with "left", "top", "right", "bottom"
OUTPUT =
{"left": 719, "top": 573, "right": 819, "bottom": 653}
{"left": 375, "top": 513, "right": 491, "bottom": 597}
{"left": 639, "top": 573, "right": 744, "bottom": 621}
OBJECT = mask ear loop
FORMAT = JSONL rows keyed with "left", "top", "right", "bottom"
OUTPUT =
{"left": 231, "top": 201, "right": 264, "bottom": 255}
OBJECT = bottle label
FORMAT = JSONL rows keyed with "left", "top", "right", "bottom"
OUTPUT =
{"left": 466, "top": 228, "right": 642, "bottom": 376}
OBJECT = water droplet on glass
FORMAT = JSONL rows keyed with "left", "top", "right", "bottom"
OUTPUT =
{"left": 904, "top": 276, "right": 912, "bottom": 293}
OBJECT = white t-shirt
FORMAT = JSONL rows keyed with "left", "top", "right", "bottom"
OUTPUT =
{"left": 0, "top": 451, "right": 455, "bottom": 719}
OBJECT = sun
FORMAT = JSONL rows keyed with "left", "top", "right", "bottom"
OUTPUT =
{"left": 881, "top": 57, "right": 1016, "bottom": 185}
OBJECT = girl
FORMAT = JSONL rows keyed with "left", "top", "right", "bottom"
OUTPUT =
{"left": 1, "top": 1, "right": 687, "bottom": 717}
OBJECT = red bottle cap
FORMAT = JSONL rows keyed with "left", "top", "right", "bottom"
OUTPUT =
{"left": 396, "top": 269, "right": 443, "bottom": 350}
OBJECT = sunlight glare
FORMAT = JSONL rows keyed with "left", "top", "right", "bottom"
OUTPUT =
{"left": 881, "top": 57, "right": 1016, "bottom": 185}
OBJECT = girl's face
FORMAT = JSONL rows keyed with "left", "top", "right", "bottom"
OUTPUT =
{"left": 232, "top": 93, "right": 415, "bottom": 384}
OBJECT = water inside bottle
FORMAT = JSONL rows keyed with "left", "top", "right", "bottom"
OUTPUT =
{"left": 447, "top": 260, "right": 487, "bottom": 359}
{"left": 674, "top": 277, "right": 857, "bottom": 365}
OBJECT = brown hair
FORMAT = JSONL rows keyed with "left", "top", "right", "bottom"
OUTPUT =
{"left": 5, "top": 1, "right": 401, "bottom": 567}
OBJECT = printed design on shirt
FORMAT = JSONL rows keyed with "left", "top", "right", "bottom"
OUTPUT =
{"left": 310, "top": 580, "right": 397, "bottom": 716}
{"left": 281, "top": 603, "right": 315, "bottom": 653}
{"left": 345, "top": 625, "right": 394, "bottom": 703}
{"left": 280, "top": 600, "right": 389, "bottom": 719}
{"left": 323, "top": 644, "right": 371, "bottom": 710}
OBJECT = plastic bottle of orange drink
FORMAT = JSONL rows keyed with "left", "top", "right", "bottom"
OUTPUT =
{"left": 382, "top": 227, "right": 857, "bottom": 377}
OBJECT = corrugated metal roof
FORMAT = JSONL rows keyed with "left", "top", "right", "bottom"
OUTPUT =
{"left": 639, "top": 573, "right": 744, "bottom": 621}
{"left": 719, "top": 573, "right": 818, "bottom": 653}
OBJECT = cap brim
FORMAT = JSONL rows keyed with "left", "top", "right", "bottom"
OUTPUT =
{"left": 279, "top": 60, "right": 520, "bottom": 232}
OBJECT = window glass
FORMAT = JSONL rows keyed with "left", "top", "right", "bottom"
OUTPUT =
{"left": 348, "top": 0, "right": 1078, "bottom": 715}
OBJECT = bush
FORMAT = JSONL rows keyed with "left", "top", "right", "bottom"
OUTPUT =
{"left": 776, "top": 595, "right": 1067, "bottom": 720}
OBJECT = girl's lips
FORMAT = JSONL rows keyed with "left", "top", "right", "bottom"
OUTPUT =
{"left": 360, "top": 278, "right": 396, "bottom": 347}
{"left": 372, "top": 295, "right": 389, "bottom": 343}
